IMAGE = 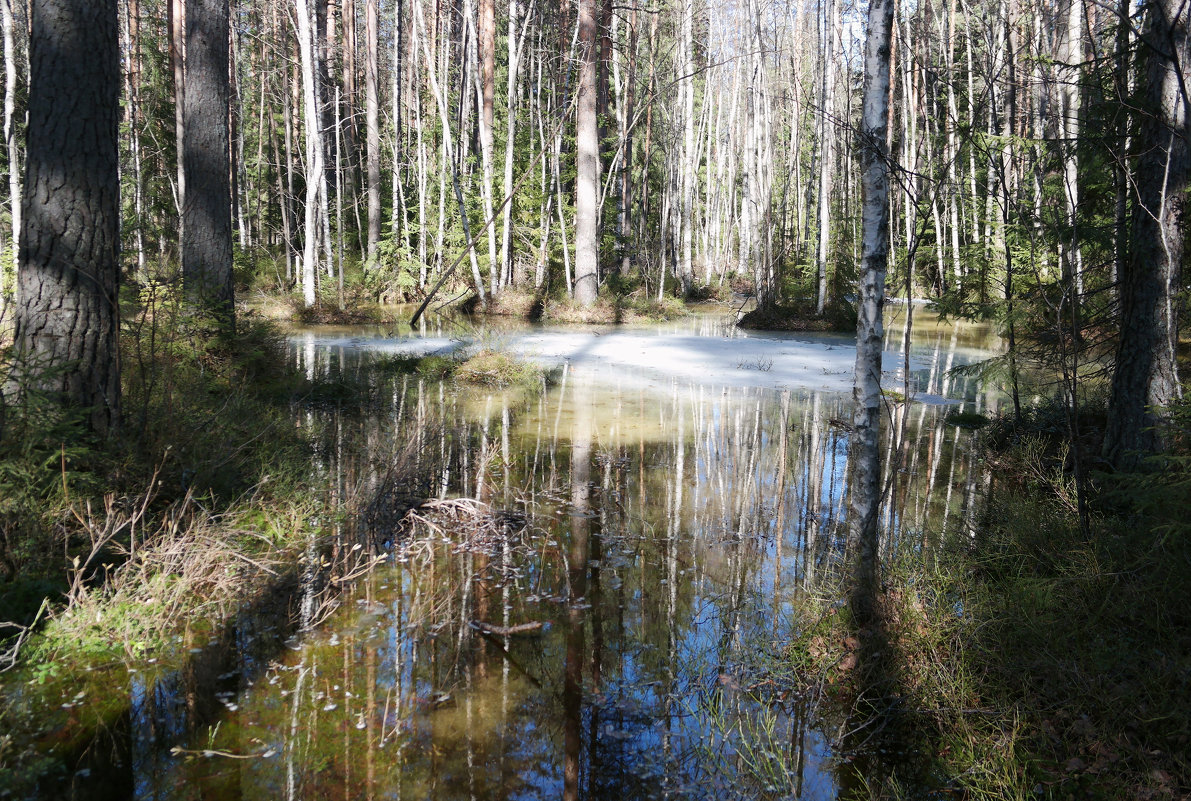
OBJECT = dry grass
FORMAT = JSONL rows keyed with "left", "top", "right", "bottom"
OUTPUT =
{"left": 453, "top": 348, "right": 545, "bottom": 388}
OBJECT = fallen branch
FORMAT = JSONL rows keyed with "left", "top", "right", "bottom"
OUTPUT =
{"left": 0, "top": 598, "right": 50, "bottom": 672}
{"left": 470, "top": 620, "right": 544, "bottom": 637}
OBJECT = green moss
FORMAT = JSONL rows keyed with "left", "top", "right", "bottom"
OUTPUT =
{"left": 945, "top": 410, "right": 991, "bottom": 429}
{"left": 453, "top": 349, "right": 544, "bottom": 388}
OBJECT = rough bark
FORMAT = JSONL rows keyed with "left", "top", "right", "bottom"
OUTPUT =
{"left": 574, "top": 0, "right": 600, "bottom": 306}
{"left": 1103, "top": 0, "right": 1188, "bottom": 469}
{"left": 15, "top": 0, "right": 121, "bottom": 436}
{"left": 182, "top": 0, "right": 234, "bottom": 324}
{"left": 847, "top": 0, "right": 895, "bottom": 623}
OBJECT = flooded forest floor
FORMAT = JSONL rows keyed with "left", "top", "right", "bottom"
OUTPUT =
{"left": 1, "top": 305, "right": 1189, "bottom": 800}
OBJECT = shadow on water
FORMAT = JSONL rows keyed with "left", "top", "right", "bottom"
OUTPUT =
{"left": 49, "top": 575, "right": 300, "bottom": 801}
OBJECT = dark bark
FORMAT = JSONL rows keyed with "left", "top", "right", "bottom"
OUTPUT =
{"left": 181, "top": 0, "right": 233, "bottom": 324}
{"left": 1103, "top": 0, "right": 1188, "bottom": 469}
{"left": 15, "top": 0, "right": 121, "bottom": 436}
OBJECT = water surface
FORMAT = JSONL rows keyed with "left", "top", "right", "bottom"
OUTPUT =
{"left": 37, "top": 309, "right": 1002, "bottom": 800}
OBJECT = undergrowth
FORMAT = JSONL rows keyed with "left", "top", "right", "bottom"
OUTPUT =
{"left": 815, "top": 397, "right": 1191, "bottom": 799}
{"left": 0, "top": 287, "right": 420, "bottom": 792}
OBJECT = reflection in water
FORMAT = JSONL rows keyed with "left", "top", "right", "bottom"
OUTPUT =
{"left": 55, "top": 316, "right": 995, "bottom": 800}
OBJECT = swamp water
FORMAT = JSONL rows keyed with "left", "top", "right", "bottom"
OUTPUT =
{"left": 18, "top": 309, "right": 1002, "bottom": 800}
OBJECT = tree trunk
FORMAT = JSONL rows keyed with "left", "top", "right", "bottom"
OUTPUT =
{"left": 847, "top": 0, "right": 895, "bottom": 623}
{"left": 296, "top": 0, "right": 326, "bottom": 307}
{"left": 182, "top": 0, "right": 234, "bottom": 324}
{"left": 3, "top": 0, "right": 22, "bottom": 305}
{"left": 16, "top": 0, "right": 121, "bottom": 436}
{"left": 1102, "top": 0, "right": 1188, "bottom": 468}
{"left": 573, "top": 0, "right": 599, "bottom": 306}
{"left": 815, "top": 0, "right": 836, "bottom": 314}
{"left": 498, "top": 0, "right": 523, "bottom": 287}
{"left": 169, "top": 0, "right": 185, "bottom": 217}
{"left": 365, "top": 0, "right": 380, "bottom": 256}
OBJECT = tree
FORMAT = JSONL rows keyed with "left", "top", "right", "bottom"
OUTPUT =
{"left": 364, "top": 0, "right": 380, "bottom": 257}
{"left": 295, "top": 0, "right": 327, "bottom": 307}
{"left": 1102, "top": 0, "right": 1188, "bottom": 469}
{"left": 574, "top": 0, "right": 599, "bottom": 306}
{"left": 182, "top": 0, "right": 234, "bottom": 323}
{"left": 847, "top": 0, "right": 895, "bottom": 621}
{"left": 2, "top": 0, "right": 22, "bottom": 304}
{"left": 14, "top": 0, "right": 120, "bottom": 435}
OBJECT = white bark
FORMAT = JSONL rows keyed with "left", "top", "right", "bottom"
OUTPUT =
{"left": 295, "top": 0, "right": 325, "bottom": 307}
{"left": 2, "top": 0, "right": 20, "bottom": 304}
{"left": 848, "top": 0, "right": 895, "bottom": 619}
{"left": 574, "top": 0, "right": 600, "bottom": 306}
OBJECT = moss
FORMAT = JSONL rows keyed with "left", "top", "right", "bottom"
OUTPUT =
{"left": 453, "top": 349, "right": 545, "bottom": 388}
{"left": 736, "top": 299, "right": 856, "bottom": 332}
{"left": 945, "top": 410, "right": 991, "bottom": 429}
{"left": 464, "top": 287, "right": 690, "bottom": 325}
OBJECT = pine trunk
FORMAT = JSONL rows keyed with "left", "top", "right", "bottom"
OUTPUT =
{"left": 16, "top": 0, "right": 121, "bottom": 436}
{"left": 181, "top": 0, "right": 234, "bottom": 324}
{"left": 1102, "top": 0, "right": 1188, "bottom": 468}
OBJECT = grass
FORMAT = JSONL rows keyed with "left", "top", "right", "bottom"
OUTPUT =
{"left": 945, "top": 410, "right": 991, "bottom": 429}
{"left": 453, "top": 348, "right": 547, "bottom": 388}
{"left": 803, "top": 398, "right": 1191, "bottom": 799}
{"left": 0, "top": 287, "right": 458, "bottom": 795}
{"left": 737, "top": 299, "right": 857, "bottom": 332}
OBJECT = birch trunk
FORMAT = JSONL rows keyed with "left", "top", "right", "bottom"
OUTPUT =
{"left": 815, "top": 0, "right": 836, "bottom": 314}
{"left": 573, "top": 0, "right": 599, "bottom": 305}
{"left": 296, "top": 0, "right": 326, "bottom": 306}
{"left": 365, "top": 0, "right": 380, "bottom": 256}
{"left": 848, "top": 0, "right": 895, "bottom": 622}
{"left": 2, "top": 0, "right": 21, "bottom": 303}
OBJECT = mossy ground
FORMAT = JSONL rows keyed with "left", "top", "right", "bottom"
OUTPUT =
{"left": 461, "top": 285, "right": 689, "bottom": 324}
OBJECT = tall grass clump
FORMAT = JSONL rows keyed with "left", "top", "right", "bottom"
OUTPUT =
{"left": 1, "top": 283, "right": 320, "bottom": 650}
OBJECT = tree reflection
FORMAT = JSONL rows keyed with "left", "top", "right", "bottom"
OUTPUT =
{"left": 73, "top": 328, "right": 993, "bottom": 801}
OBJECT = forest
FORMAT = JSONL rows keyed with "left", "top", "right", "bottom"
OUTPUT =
{"left": 0, "top": 0, "right": 1188, "bottom": 797}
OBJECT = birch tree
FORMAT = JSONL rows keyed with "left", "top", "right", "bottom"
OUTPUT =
{"left": 1, "top": 0, "right": 21, "bottom": 307}
{"left": 574, "top": 0, "right": 600, "bottom": 305}
{"left": 295, "top": 0, "right": 327, "bottom": 307}
{"left": 848, "top": 0, "right": 895, "bottom": 620}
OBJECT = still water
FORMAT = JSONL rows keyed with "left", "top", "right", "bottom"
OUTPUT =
{"left": 38, "top": 308, "right": 1002, "bottom": 800}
